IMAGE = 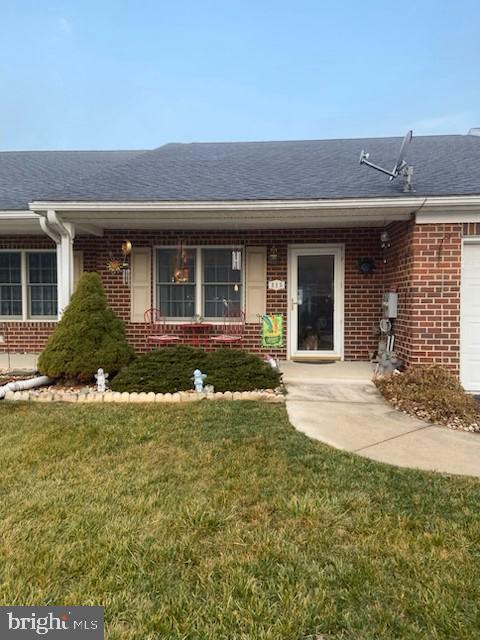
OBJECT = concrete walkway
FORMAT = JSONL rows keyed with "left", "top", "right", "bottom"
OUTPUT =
{"left": 282, "top": 361, "right": 480, "bottom": 478}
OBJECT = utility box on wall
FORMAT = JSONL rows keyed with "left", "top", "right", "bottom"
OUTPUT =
{"left": 382, "top": 292, "right": 398, "bottom": 318}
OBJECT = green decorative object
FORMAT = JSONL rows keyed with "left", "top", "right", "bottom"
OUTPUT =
{"left": 261, "top": 314, "right": 283, "bottom": 348}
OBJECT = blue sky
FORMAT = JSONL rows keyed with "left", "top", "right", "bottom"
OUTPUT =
{"left": 1, "top": 1, "right": 479, "bottom": 149}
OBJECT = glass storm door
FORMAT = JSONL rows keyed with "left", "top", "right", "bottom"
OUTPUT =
{"left": 289, "top": 246, "right": 343, "bottom": 358}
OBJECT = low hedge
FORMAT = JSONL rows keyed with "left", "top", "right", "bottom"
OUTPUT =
{"left": 110, "top": 346, "right": 281, "bottom": 394}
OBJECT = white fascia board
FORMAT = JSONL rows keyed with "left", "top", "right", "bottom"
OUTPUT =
{"left": 29, "top": 197, "right": 428, "bottom": 212}
{"left": 0, "top": 210, "right": 41, "bottom": 219}
{"left": 417, "top": 211, "right": 480, "bottom": 224}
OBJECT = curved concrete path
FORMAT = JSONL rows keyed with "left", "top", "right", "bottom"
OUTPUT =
{"left": 283, "top": 361, "right": 480, "bottom": 478}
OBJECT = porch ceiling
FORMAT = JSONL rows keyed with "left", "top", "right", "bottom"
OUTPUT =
{"left": 26, "top": 198, "right": 420, "bottom": 232}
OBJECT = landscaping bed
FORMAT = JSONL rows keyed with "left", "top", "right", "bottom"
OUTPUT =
{"left": 110, "top": 345, "right": 282, "bottom": 394}
{"left": 0, "top": 401, "right": 479, "bottom": 639}
{"left": 375, "top": 365, "right": 480, "bottom": 433}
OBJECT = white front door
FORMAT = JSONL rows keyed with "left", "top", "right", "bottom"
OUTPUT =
{"left": 460, "top": 240, "right": 480, "bottom": 392}
{"left": 288, "top": 245, "right": 344, "bottom": 359}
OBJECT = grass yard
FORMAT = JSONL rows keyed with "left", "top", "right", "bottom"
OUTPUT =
{"left": 0, "top": 402, "right": 479, "bottom": 639}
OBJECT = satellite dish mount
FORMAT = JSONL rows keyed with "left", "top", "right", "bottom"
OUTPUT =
{"left": 359, "top": 130, "right": 414, "bottom": 193}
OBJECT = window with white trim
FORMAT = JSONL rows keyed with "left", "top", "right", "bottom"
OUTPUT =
{"left": 0, "top": 252, "right": 22, "bottom": 317}
{"left": 156, "top": 248, "right": 196, "bottom": 319}
{"left": 155, "top": 247, "right": 243, "bottom": 319}
{"left": 0, "top": 251, "right": 57, "bottom": 319}
{"left": 203, "top": 248, "right": 241, "bottom": 317}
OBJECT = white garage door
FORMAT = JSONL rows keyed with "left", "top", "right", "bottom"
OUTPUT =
{"left": 460, "top": 241, "right": 480, "bottom": 392}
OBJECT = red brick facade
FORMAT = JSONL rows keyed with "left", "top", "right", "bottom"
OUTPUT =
{"left": 384, "top": 221, "right": 463, "bottom": 372}
{"left": 0, "top": 222, "right": 470, "bottom": 370}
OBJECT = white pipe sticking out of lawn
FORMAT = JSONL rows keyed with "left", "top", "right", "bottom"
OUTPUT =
{"left": 0, "top": 376, "right": 52, "bottom": 399}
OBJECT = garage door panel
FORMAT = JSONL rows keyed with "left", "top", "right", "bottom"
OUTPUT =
{"left": 461, "top": 243, "right": 480, "bottom": 392}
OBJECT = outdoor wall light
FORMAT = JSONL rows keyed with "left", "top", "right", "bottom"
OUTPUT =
{"left": 380, "top": 231, "right": 391, "bottom": 250}
{"left": 268, "top": 246, "right": 279, "bottom": 265}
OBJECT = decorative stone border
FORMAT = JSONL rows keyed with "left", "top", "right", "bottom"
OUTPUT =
{"left": 2, "top": 389, "right": 286, "bottom": 404}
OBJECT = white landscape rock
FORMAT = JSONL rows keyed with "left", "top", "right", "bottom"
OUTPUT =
{"left": 1, "top": 384, "right": 285, "bottom": 404}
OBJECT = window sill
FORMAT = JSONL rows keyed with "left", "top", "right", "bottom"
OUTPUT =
{"left": 0, "top": 317, "right": 58, "bottom": 323}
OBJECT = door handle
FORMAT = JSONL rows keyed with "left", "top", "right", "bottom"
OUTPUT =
{"left": 290, "top": 298, "right": 298, "bottom": 311}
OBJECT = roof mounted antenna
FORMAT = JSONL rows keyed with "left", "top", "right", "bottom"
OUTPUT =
{"left": 359, "top": 130, "right": 414, "bottom": 192}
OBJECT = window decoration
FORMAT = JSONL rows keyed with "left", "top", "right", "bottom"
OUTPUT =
{"left": 231, "top": 249, "right": 242, "bottom": 271}
{"left": 174, "top": 242, "right": 190, "bottom": 283}
{"left": 121, "top": 240, "right": 132, "bottom": 285}
{"left": 358, "top": 257, "right": 375, "bottom": 276}
{"left": 107, "top": 240, "right": 133, "bottom": 285}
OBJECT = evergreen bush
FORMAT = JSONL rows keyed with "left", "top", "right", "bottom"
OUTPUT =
{"left": 38, "top": 272, "right": 134, "bottom": 382}
{"left": 110, "top": 346, "right": 281, "bottom": 393}
{"left": 205, "top": 348, "right": 281, "bottom": 392}
{"left": 110, "top": 345, "right": 208, "bottom": 393}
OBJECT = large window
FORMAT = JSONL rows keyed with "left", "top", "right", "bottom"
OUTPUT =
{"left": 0, "top": 253, "right": 22, "bottom": 317}
{"left": 156, "top": 247, "right": 243, "bottom": 319}
{"left": 203, "top": 249, "right": 241, "bottom": 318}
{"left": 156, "top": 248, "right": 196, "bottom": 319}
{"left": 28, "top": 253, "right": 57, "bottom": 317}
{"left": 0, "top": 251, "right": 57, "bottom": 319}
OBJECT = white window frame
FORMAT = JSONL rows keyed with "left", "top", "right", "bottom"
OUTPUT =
{"left": 0, "top": 249, "right": 58, "bottom": 322}
{"left": 154, "top": 245, "right": 245, "bottom": 322}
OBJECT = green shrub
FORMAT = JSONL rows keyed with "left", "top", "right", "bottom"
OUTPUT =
{"left": 110, "top": 345, "right": 208, "bottom": 393}
{"left": 375, "top": 365, "right": 479, "bottom": 428}
{"left": 205, "top": 349, "right": 281, "bottom": 392}
{"left": 110, "top": 346, "right": 281, "bottom": 394}
{"left": 38, "top": 272, "right": 134, "bottom": 383}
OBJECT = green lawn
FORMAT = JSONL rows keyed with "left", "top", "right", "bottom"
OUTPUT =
{"left": 0, "top": 402, "right": 479, "bottom": 639}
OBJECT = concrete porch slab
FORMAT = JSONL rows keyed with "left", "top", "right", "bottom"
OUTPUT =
{"left": 282, "top": 360, "right": 480, "bottom": 478}
{"left": 280, "top": 360, "right": 373, "bottom": 384}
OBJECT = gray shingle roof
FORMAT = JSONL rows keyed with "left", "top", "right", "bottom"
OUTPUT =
{"left": 0, "top": 150, "right": 144, "bottom": 210}
{"left": 1, "top": 135, "right": 480, "bottom": 209}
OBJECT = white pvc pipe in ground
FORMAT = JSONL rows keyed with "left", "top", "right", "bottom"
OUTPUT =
{"left": 0, "top": 376, "right": 52, "bottom": 399}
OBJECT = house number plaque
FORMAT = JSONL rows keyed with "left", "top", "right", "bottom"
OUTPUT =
{"left": 268, "top": 280, "right": 286, "bottom": 290}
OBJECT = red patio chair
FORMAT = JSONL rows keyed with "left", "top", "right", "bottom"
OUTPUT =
{"left": 144, "top": 308, "right": 180, "bottom": 346}
{"left": 210, "top": 307, "right": 245, "bottom": 345}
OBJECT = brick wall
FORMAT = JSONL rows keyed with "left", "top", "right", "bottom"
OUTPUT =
{"left": 385, "top": 220, "right": 463, "bottom": 372}
{"left": 1, "top": 227, "right": 384, "bottom": 360}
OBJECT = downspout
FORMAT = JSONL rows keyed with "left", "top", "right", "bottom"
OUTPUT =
{"left": 37, "top": 210, "right": 76, "bottom": 316}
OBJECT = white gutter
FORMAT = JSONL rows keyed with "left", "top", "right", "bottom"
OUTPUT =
{"left": 29, "top": 195, "right": 480, "bottom": 213}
